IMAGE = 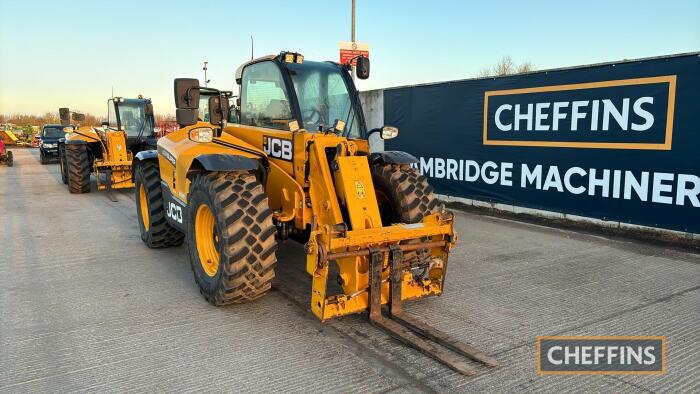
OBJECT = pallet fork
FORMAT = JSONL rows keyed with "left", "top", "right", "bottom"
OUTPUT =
{"left": 368, "top": 246, "right": 499, "bottom": 376}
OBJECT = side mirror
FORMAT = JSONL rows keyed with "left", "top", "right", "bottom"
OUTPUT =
{"left": 59, "top": 108, "right": 70, "bottom": 126}
{"left": 356, "top": 56, "right": 370, "bottom": 80}
{"left": 208, "top": 95, "right": 228, "bottom": 126}
{"left": 367, "top": 126, "right": 399, "bottom": 140}
{"left": 101, "top": 121, "right": 109, "bottom": 128}
{"left": 176, "top": 108, "right": 198, "bottom": 127}
{"left": 72, "top": 113, "right": 85, "bottom": 122}
{"left": 380, "top": 126, "right": 398, "bottom": 139}
{"left": 144, "top": 103, "right": 154, "bottom": 116}
{"left": 174, "top": 78, "right": 200, "bottom": 109}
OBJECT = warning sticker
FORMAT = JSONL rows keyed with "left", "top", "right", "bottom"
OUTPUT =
{"left": 355, "top": 180, "right": 366, "bottom": 199}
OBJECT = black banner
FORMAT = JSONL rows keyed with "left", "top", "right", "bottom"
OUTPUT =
{"left": 384, "top": 53, "right": 700, "bottom": 233}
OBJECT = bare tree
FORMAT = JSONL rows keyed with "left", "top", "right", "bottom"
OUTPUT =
{"left": 478, "top": 56, "right": 535, "bottom": 77}
{"left": 0, "top": 112, "right": 102, "bottom": 127}
{"left": 517, "top": 61, "right": 534, "bottom": 73}
{"left": 493, "top": 56, "right": 515, "bottom": 76}
{"left": 476, "top": 68, "right": 493, "bottom": 78}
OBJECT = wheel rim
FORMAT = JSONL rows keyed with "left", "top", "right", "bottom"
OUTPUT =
{"left": 195, "top": 204, "right": 220, "bottom": 277}
{"left": 139, "top": 184, "right": 150, "bottom": 231}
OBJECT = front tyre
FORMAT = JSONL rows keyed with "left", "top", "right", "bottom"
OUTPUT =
{"left": 134, "top": 161, "right": 184, "bottom": 248}
{"left": 65, "top": 144, "right": 90, "bottom": 193}
{"left": 59, "top": 145, "right": 68, "bottom": 184}
{"left": 187, "top": 172, "right": 277, "bottom": 305}
{"left": 371, "top": 163, "right": 442, "bottom": 266}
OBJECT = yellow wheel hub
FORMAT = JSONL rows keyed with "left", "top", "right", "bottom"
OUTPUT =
{"left": 195, "top": 204, "right": 220, "bottom": 277}
{"left": 139, "top": 184, "right": 150, "bottom": 231}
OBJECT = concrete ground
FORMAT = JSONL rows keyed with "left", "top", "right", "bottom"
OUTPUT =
{"left": 1, "top": 148, "right": 698, "bottom": 393}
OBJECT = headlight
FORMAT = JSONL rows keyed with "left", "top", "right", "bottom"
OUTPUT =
{"left": 188, "top": 127, "right": 213, "bottom": 143}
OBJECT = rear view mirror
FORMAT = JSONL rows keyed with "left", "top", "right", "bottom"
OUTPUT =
{"left": 72, "top": 113, "right": 85, "bottom": 122}
{"left": 174, "top": 78, "right": 200, "bottom": 109}
{"left": 356, "top": 56, "right": 370, "bottom": 80}
{"left": 380, "top": 126, "right": 398, "bottom": 139}
{"left": 176, "top": 108, "right": 198, "bottom": 127}
{"left": 367, "top": 125, "right": 399, "bottom": 140}
{"left": 101, "top": 121, "right": 109, "bottom": 127}
{"left": 144, "top": 103, "right": 154, "bottom": 116}
{"left": 208, "top": 95, "right": 229, "bottom": 126}
{"left": 59, "top": 108, "right": 70, "bottom": 126}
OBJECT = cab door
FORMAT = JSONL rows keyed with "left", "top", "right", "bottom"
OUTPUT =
{"left": 230, "top": 60, "right": 297, "bottom": 175}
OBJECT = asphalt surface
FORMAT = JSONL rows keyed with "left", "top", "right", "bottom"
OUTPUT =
{"left": 1, "top": 149, "right": 698, "bottom": 393}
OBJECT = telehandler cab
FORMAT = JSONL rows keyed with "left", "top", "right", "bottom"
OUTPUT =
{"left": 58, "top": 97, "right": 156, "bottom": 198}
{"left": 133, "top": 52, "right": 497, "bottom": 375}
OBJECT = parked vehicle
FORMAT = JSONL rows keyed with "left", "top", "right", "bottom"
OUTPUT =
{"left": 59, "top": 97, "right": 156, "bottom": 194}
{"left": 39, "top": 124, "right": 66, "bottom": 164}
{"left": 132, "top": 52, "right": 497, "bottom": 376}
{"left": 0, "top": 140, "right": 13, "bottom": 167}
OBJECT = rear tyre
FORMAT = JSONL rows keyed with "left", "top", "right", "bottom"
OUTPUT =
{"left": 59, "top": 146, "right": 68, "bottom": 184}
{"left": 134, "top": 161, "right": 184, "bottom": 248}
{"left": 370, "top": 163, "right": 441, "bottom": 266}
{"left": 66, "top": 144, "right": 90, "bottom": 193}
{"left": 40, "top": 150, "right": 47, "bottom": 165}
{"left": 187, "top": 172, "right": 277, "bottom": 305}
{"left": 6, "top": 151, "right": 12, "bottom": 167}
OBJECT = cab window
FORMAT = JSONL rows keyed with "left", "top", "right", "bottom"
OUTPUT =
{"left": 240, "top": 62, "right": 293, "bottom": 130}
{"left": 108, "top": 101, "right": 117, "bottom": 128}
{"left": 198, "top": 95, "right": 211, "bottom": 122}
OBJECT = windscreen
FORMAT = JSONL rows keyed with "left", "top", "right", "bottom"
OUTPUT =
{"left": 43, "top": 126, "right": 65, "bottom": 138}
{"left": 287, "top": 61, "right": 362, "bottom": 137}
{"left": 118, "top": 101, "right": 153, "bottom": 137}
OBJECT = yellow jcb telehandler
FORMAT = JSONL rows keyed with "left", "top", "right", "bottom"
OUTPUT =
{"left": 132, "top": 52, "right": 497, "bottom": 375}
{"left": 58, "top": 97, "right": 156, "bottom": 199}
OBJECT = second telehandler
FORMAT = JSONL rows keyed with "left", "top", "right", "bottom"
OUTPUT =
{"left": 133, "top": 52, "right": 497, "bottom": 375}
{"left": 58, "top": 97, "right": 156, "bottom": 196}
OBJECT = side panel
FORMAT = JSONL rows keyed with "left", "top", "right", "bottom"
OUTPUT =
{"left": 65, "top": 127, "right": 101, "bottom": 144}
{"left": 161, "top": 181, "right": 187, "bottom": 231}
{"left": 226, "top": 124, "right": 295, "bottom": 176}
{"left": 157, "top": 124, "right": 267, "bottom": 202}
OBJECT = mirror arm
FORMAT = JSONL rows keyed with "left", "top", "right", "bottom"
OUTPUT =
{"left": 366, "top": 127, "right": 382, "bottom": 138}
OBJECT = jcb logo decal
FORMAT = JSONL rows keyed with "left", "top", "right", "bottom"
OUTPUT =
{"left": 263, "top": 136, "right": 293, "bottom": 161}
{"left": 158, "top": 146, "right": 176, "bottom": 166}
{"left": 166, "top": 202, "right": 183, "bottom": 224}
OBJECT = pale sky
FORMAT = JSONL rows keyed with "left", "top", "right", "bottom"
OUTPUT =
{"left": 1, "top": 0, "right": 698, "bottom": 117}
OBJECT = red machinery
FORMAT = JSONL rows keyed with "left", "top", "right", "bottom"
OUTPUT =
{"left": 0, "top": 140, "right": 13, "bottom": 167}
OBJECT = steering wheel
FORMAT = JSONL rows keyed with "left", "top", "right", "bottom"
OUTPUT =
{"left": 302, "top": 108, "right": 325, "bottom": 130}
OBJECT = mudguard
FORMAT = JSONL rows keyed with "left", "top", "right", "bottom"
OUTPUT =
{"left": 132, "top": 150, "right": 159, "bottom": 177}
{"left": 65, "top": 139, "right": 87, "bottom": 145}
{"left": 135, "top": 150, "right": 158, "bottom": 161}
{"left": 368, "top": 150, "right": 419, "bottom": 165}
